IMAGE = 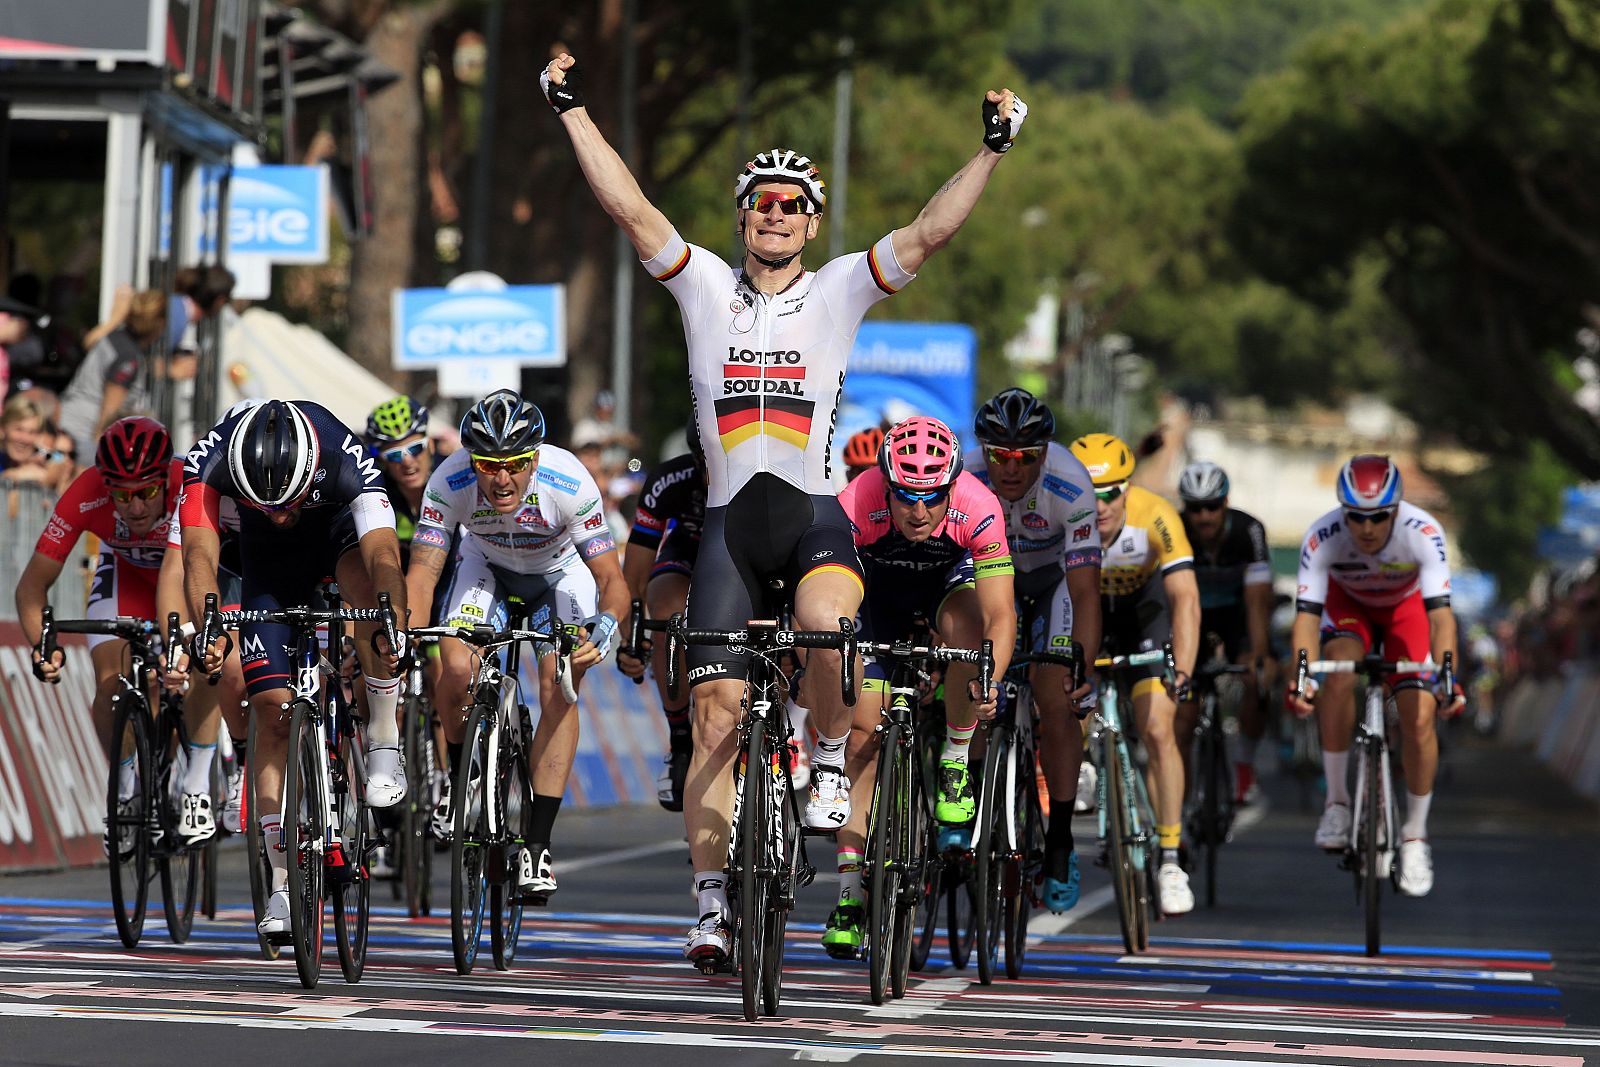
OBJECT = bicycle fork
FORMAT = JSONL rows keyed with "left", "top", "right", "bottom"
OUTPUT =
{"left": 1347, "top": 687, "right": 1395, "bottom": 870}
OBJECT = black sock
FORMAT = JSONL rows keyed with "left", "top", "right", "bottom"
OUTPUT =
{"left": 1046, "top": 806, "right": 1074, "bottom": 854}
{"left": 528, "top": 793, "right": 563, "bottom": 845}
{"left": 447, "top": 741, "right": 463, "bottom": 775}
{"left": 665, "top": 705, "right": 691, "bottom": 748}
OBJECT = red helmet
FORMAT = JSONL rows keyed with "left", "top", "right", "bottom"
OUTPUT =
{"left": 842, "top": 427, "right": 883, "bottom": 470}
{"left": 96, "top": 416, "right": 172, "bottom": 484}
{"left": 1335, "top": 454, "right": 1402, "bottom": 510}
{"left": 879, "top": 416, "right": 963, "bottom": 490}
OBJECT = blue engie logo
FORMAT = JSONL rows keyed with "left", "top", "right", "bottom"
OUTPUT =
{"left": 228, "top": 166, "right": 329, "bottom": 262}
{"left": 392, "top": 285, "right": 565, "bottom": 368}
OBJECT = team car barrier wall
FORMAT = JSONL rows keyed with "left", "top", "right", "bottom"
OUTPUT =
{"left": 1499, "top": 667, "right": 1600, "bottom": 800}
{"left": 524, "top": 657, "right": 672, "bottom": 809}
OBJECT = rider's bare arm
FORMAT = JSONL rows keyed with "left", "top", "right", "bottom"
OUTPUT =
{"left": 16, "top": 552, "right": 65, "bottom": 649}
{"left": 586, "top": 547, "right": 633, "bottom": 631}
{"left": 1065, "top": 565, "right": 1103, "bottom": 677}
{"left": 546, "top": 54, "right": 674, "bottom": 260}
{"left": 358, "top": 527, "right": 408, "bottom": 624}
{"left": 1164, "top": 567, "right": 1202, "bottom": 679}
{"left": 974, "top": 573, "right": 1018, "bottom": 686}
{"left": 621, "top": 541, "right": 654, "bottom": 603}
{"left": 1426, "top": 605, "right": 1457, "bottom": 672}
{"left": 180, "top": 524, "right": 222, "bottom": 624}
{"left": 1245, "top": 578, "right": 1274, "bottom": 664}
{"left": 405, "top": 540, "right": 448, "bottom": 627}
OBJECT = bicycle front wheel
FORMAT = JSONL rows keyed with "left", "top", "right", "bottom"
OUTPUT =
{"left": 401, "top": 695, "right": 435, "bottom": 917}
{"left": 972, "top": 728, "right": 1010, "bottom": 986}
{"left": 492, "top": 710, "right": 532, "bottom": 971}
{"left": 1195, "top": 712, "right": 1223, "bottom": 908}
{"left": 244, "top": 713, "right": 280, "bottom": 961}
{"left": 451, "top": 702, "right": 493, "bottom": 975}
{"left": 866, "top": 721, "right": 902, "bottom": 1005}
{"left": 158, "top": 725, "right": 200, "bottom": 944}
{"left": 761, "top": 740, "right": 799, "bottom": 1017}
{"left": 890, "top": 730, "right": 924, "bottom": 998}
{"left": 332, "top": 730, "right": 371, "bottom": 983}
{"left": 1004, "top": 737, "right": 1042, "bottom": 980}
{"left": 106, "top": 693, "right": 153, "bottom": 949}
{"left": 1362, "top": 736, "right": 1383, "bottom": 957}
{"left": 737, "top": 715, "right": 769, "bottom": 1022}
{"left": 285, "top": 701, "right": 328, "bottom": 989}
{"left": 1105, "top": 736, "right": 1149, "bottom": 954}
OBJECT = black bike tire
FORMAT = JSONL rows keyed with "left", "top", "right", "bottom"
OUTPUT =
{"left": 909, "top": 724, "right": 944, "bottom": 973}
{"left": 401, "top": 695, "right": 431, "bottom": 917}
{"left": 890, "top": 730, "right": 924, "bottom": 999}
{"left": 106, "top": 693, "right": 152, "bottom": 949}
{"left": 285, "top": 700, "right": 326, "bottom": 989}
{"left": 1105, "top": 736, "right": 1143, "bottom": 955}
{"left": 159, "top": 715, "right": 200, "bottom": 944}
{"left": 867, "top": 720, "right": 901, "bottom": 1005}
{"left": 1363, "top": 736, "right": 1382, "bottom": 957}
{"left": 244, "top": 712, "right": 280, "bottom": 961}
{"left": 451, "top": 702, "right": 492, "bottom": 975}
{"left": 760, "top": 748, "right": 797, "bottom": 1016}
{"left": 738, "top": 714, "right": 768, "bottom": 1022}
{"left": 200, "top": 752, "right": 222, "bottom": 921}
{"left": 332, "top": 731, "right": 370, "bottom": 983}
{"left": 492, "top": 712, "right": 532, "bottom": 971}
{"left": 1197, "top": 709, "right": 1221, "bottom": 909}
{"left": 973, "top": 729, "right": 1008, "bottom": 986}
{"left": 1005, "top": 741, "right": 1041, "bottom": 980}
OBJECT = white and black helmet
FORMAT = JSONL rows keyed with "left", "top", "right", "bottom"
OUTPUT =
{"left": 228, "top": 400, "right": 319, "bottom": 508}
{"left": 459, "top": 389, "right": 545, "bottom": 456}
{"left": 734, "top": 149, "right": 827, "bottom": 210}
{"left": 1177, "top": 460, "right": 1230, "bottom": 504}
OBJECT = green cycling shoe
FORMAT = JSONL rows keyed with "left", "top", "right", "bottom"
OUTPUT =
{"left": 822, "top": 895, "right": 865, "bottom": 960}
{"left": 934, "top": 758, "right": 976, "bottom": 824}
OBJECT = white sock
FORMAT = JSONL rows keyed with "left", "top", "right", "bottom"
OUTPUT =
{"left": 694, "top": 870, "right": 728, "bottom": 922}
{"left": 813, "top": 730, "right": 848, "bottom": 769}
{"left": 836, "top": 848, "right": 864, "bottom": 904}
{"left": 364, "top": 675, "right": 402, "bottom": 747}
{"left": 1323, "top": 750, "right": 1351, "bottom": 806}
{"left": 787, "top": 698, "right": 810, "bottom": 742}
{"left": 117, "top": 756, "right": 137, "bottom": 802}
{"left": 1402, "top": 791, "right": 1432, "bottom": 840}
{"left": 183, "top": 742, "right": 216, "bottom": 795}
{"left": 261, "top": 814, "right": 289, "bottom": 891}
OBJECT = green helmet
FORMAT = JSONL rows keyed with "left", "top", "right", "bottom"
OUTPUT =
{"left": 366, "top": 395, "right": 429, "bottom": 445}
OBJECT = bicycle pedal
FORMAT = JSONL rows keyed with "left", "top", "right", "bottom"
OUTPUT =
{"left": 797, "top": 864, "right": 816, "bottom": 889}
{"left": 801, "top": 826, "right": 838, "bottom": 838}
{"left": 518, "top": 890, "right": 552, "bottom": 907}
{"left": 265, "top": 930, "right": 294, "bottom": 947}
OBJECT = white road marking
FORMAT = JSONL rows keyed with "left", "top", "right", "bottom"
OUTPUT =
{"left": 560, "top": 840, "right": 688, "bottom": 873}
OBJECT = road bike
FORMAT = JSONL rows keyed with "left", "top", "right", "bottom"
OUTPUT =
{"left": 38, "top": 609, "right": 210, "bottom": 948}
{"left": 857, "top": 629, "right": 992, "bottom": 1003}
{"left": 1294, "top": 649, "right": 1453, "bottom": 957}
{"left": 393, "top": 633, "right": 440, "bottom": 919}
{"left": 1186, "top": 657, "right": 1252, "bottom": 908}
{"left": 1089, "top": 644, "right": 1174, "bottom": 955}
{"left": 412, "top": 602, "right": 576, "bottom": 975}
{"left": 667, "top": 596, "right": 856, "bottom": 1021}
{"left": 210, "top": 589, "right": 398, "bottom": 989}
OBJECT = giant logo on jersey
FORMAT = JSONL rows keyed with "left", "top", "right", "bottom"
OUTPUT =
{"left": 716, "top": 347, "right": 815, "bottom": 451}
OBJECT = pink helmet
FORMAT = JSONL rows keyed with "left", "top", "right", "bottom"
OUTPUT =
{"left": 879, "top": 416, "right": 963, "bottom": 490}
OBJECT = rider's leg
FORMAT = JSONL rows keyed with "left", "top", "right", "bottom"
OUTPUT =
{"left": 1313, "top": 634, "right": 1364, "bottom": 808}
{"left": 247, "top": 688, "right": 295, "bottom": 890}
{"left": 795, "top": 568, "right": 864, "bottom": 824}
{"left": 1132, "top": 681, "right": 1184, "bottom": 857}
{"left": 823, "top": 688, "right": 883, "bottom": 956}
{"left": 339, "top": 549, "right": 407, "bottom": 806}
{"left": 936, "top": 587, "right": 984, "bottom": 824}
{"left": 647, "top": 571, "right": 693, "bottom": 809}
{"left": 1394, "top": 686, "right": 1439, "bottom": 829}
{"left": 90, "top": 640, "right": 130, "bottom": 789}
{"left": 686, "top": 675, "right": 744, "bottom": 930}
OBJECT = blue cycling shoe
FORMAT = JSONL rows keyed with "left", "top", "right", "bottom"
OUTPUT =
{"left": 937, "top": 824, "right": 972, "bottom": 851}
{"left": 1042, "top": 848, "right": 1080, "bottom": 913}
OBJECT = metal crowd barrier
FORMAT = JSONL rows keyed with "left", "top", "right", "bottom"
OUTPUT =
{"left": 0, "top": 480, "right": 90, "bottom": 621}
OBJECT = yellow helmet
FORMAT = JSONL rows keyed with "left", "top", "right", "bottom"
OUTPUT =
{"left": 1069, "top": 432, "right": 1135, "bottom": 487}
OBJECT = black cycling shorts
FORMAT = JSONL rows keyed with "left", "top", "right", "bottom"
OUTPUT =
{"left": 1201, "top": 605, "right": 1249, "bottom": 663}
{"left": 686, "top": 474, "right": 862, "bottom": 684}
{"left": 859, "top": 558, "right": 974, "bottom": 685}
{"left": 238, "top": 508, "right": 360, "bottom": 697}
{"left": 1103, "top": 577, "right": 1170, "bottom": 684}
{"left": 650, "top": 523, "right": 700, "bottom": 581}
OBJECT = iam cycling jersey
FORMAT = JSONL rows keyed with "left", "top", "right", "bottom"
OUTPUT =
{"left": 35, "top": 458, "right": 184, "bottom": 572}
{"left": 1183, "top": 507, "right": 1272, "bottom": 611}
{"left": 630, "top": 453, "right": 706, "bottom": 555}
{"left": 642, "top": 229, "right": 914, "bottom": 507}
{"left": 414, "top": 446, "right": 615, "bottom": 574}
{"left": 1294, "top": 501, "right": 1452, "bottom": 613}
{"left": 181, "top": 400, "right": 395, "bottom": 542}
{"left": 840, "top": 467, "right": 1013, "bottom": 581}
{"left": 1099, "top": 486, "right": 1194, "bottom": 597}
{"left": 969, "top": 442, "right": 1101, "bottom": 579}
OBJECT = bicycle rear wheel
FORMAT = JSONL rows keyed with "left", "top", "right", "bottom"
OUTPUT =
{"left": 1105, "top": 737, "right": 1149, "bottom": 954}
{"left": 761, "top": 745, "right": 798, "bottom": 1016}
{"left": 1195, "top": 712, "right": 1223, "bottom": 909}
{"left": 1004, "top": 740, "right": 1042, "bottom": 980}
{"left": 401, "top": 696, "right": 434, "bottom": 918}
{"left": 332, "top": 731, "right": 371, "bottom": 983}
{"left": 909, "top": 792, "right": 943, "bottom": 973}
{"left": 948, "top": 870, "right": 976, "bottom": 969}
{"left": 106, "top": 694, "right": 153, "bottom": 949}
{"left": 1362, "top": 736, "right": 1383, "bottom": 957}
{"left": 492, "top": 714, "right": 532, "bottom": 971}
{"left": 285, "top": 701, "right": 327, "bottom": 989}
{"left": 972, "top": 728, "right": 1010, "bottom": 985}
{"left": 890, "top": 733, "right": 925, "bottom": 998}
{"left": 451, "top": 702, "right": 492, "bottom": 975}
{"left": 866, "top": 721, "right": 902, "bottom": 1005}
{"left": 244, "top": 713, "right": 280, "bottom": 961}
{"left": 159, "top": 731, "right": 200, "bottom": 944}
{"left": 738, "top": 715, "right": 769, "bottom": 1022}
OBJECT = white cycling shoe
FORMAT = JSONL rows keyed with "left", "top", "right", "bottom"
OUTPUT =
{"left": 1396, "top": 838, "right": 1434, "bottom": 896}
{"left": 365, "top": 746, "right": 407, "bottom": 808}
{"left": 685, "top": 912, "right": 733, "bottom": 968}
{"left": 1074, "top": 761, "right": 1098, "bottom": 814}
{"left": 1157, "top": 863, "right": 1195, "bottom": 915}
{"left": 221, "top": 765, "right": 244, "bottom": 834}
{"left": 258, "top": 887, "right": 291, "bottom": 935}
{"left": 517, "top": 845, "right": 557, "bottom": 903}
{"left": 1315, "top": 802, "right": 1352, "bottom": 851}
{"left": 804, "top": 765, "right": 851, "bottom": 831}
{"left": 177, "top": 792, "right": 217, "bottom": 846}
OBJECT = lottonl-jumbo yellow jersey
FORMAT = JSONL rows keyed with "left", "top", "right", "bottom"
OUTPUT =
{"left": 1099, "top": 486, "right": 1195, "bottom": 596}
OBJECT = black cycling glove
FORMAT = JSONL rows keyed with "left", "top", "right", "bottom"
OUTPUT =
{"left": 981, "top": 93, "right": 1029, "bottom": 154}
{"left": 540, "top": 63, "right": 585, "bottom": 114}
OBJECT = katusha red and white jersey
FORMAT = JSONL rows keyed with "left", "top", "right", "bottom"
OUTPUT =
{"left": 1295, "top": 501, "right": 1453, "bottom": 611}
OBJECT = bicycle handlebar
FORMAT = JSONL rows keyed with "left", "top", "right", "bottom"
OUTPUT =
{"left": 408, "top": 621, "right": 580, "bottom": 704}
{"left": 1293, "top": 648, "right": 1456, "bottom": 702}
{"left": 666, "top": 614, "right": 859, "bottom": 706}
{"left": 621, "top": 597, "right": 670, "bottom": 687}
{"left": 36, "top": 606, "right": 161, "bottom": 683}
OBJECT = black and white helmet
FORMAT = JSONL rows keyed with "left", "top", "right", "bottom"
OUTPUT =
{"left": 459, "top": 389, "right": 545, "bottom": 456}
{"left": 734, "top": 149, "right": 827, "bottom": 210}
{"left": 228, "top": 400, "right": 319, "bottom": 508}
{"left": 1177, "top": 460, "right": 1230, "bottom": 504}
{"left": 973, "top": 387, "right": 1055, "bottom": 447}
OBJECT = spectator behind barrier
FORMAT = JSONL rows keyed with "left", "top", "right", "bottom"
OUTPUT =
{"left": 168, "top": 264, "right": 237, "bottom": 355}
{"left": 57, "top": 290, "right": 166, "bottom": 464}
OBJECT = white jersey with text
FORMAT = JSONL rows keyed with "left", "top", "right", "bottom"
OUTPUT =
{"left": 970, "top": 442, "right": 1101, "bottom": 574}
{"left": 414, "top": 446, "right": 615, "bottom": 574}
{"left": 1295, "top": 501, "right": 1452, "bottom": 610}
{"left": 642, "top": 229, "right": 915, "bottom": 508}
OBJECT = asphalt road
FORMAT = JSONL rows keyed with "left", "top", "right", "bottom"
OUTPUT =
{"left": 1, "top": 732, "right": 1595, "bottom": 1066}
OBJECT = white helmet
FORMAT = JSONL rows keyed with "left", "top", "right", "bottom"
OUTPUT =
{"left": 228, "top": 400, "right": 319, "bottom": 508}
{"left": 734, "top": 149, "right": 826, "bottom": 210}
{"left": 1177, "top": 460, "right": 1230, "bottom": 504}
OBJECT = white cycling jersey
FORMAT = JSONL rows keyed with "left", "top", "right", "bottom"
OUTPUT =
{"left": 970, "top": 442, "right": 1101, "bottom": 574}
{"left": 1295, "top": 501, "right": 1452, "bottom": 610}
{"left": 414, "top": 446, "right": 615, "bottom": 573}
{"left": 642, "top": 229, "right": 915, "bottom": 508}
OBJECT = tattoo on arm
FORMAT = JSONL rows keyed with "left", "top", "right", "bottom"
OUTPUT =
{"left": 933, "top": 172, "right": 964, "bottom": 199}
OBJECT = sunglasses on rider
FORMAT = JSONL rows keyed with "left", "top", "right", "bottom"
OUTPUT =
{"left": 1343, "top": 508, "right": 1395, "bottom": 526}
{"left": 108, "top": 481, "right": 163, "bottom": 504}
{"left": 470, "top": 450, "right": 536, "bottom": 476}
{"left": 378, "top": 440, "right": 427, "bottom": 464}
{"left": 984, "top": 445, "right": 1044, "bottom": 466}
{"left": 889, "top": 484, "right": 950, "bottom": 508}
{"left": 740, "top": 190, "right": 818, "bottom": 216}
{"left": 1186, "top": 499, "right": 1225, "bottom": 514}
{"left": 1095, "top": 482, "right": 1128, "bottom": 503}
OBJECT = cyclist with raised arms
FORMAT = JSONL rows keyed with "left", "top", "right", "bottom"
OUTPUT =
{"left": 1176, "top": 461, "right": 1274, "bottom": 803}
{"left": 1069, "top": 432, "right": 1200, "bottom": 915}
{"left": 969, "top": 389, "right": 1102, "bottom": 912}
{"left": 182, "top": 399, "right": 409, "bottom": 935}
{"left": 543, "top": 50, "right": 1028, "bottom": 967}
{"left": 18, "top": 416, "right": 223, "bottom": 850}
{"left": 1286, "top": 454, "right": 1461, "bottom": 896}
{"left": 406, "top": 390, "right": 629, "bottom": 903}
{"left": 618, "top": 423, "right": 708, "bottom": 811}
{"left": 820, "top": 416, "right": 1015, "bottom": 957}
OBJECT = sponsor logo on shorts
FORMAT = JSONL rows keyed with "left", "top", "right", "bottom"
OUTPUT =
{"left": 459, "top": 603, "right": 484, "bottom": 618}
{"left": 811, "top": 549, "right": 834, "bottom": 560}
{"left": 689, "top": 663, "right": 728, "bottom": 681}
{"left": 1050, "top": 635, "right": 1074, "bottom": 647}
